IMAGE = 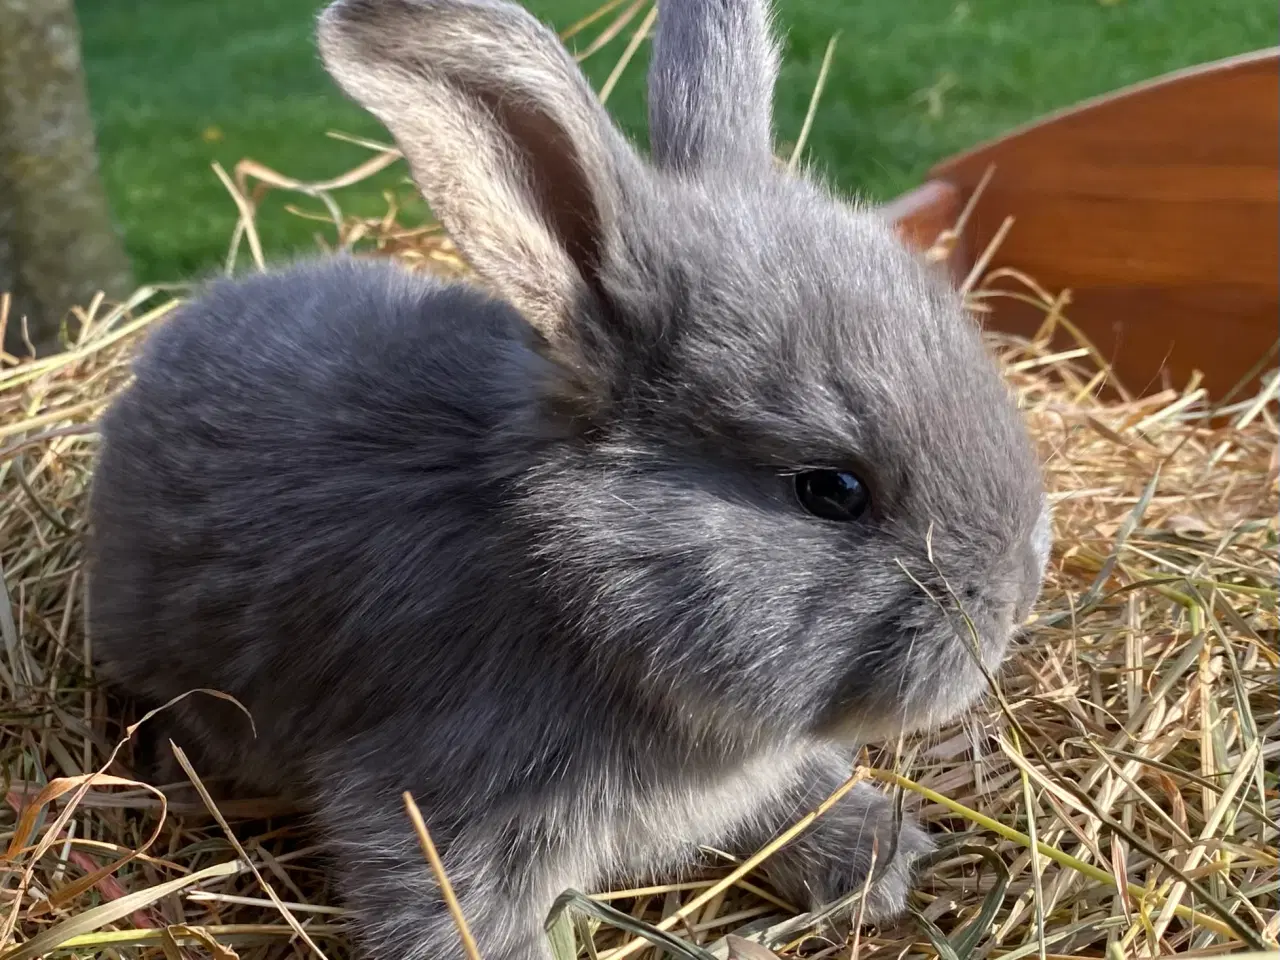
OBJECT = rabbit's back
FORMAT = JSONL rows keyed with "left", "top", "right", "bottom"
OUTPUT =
{"left": 88, "top": 257, "right": 547, "bottom": 786}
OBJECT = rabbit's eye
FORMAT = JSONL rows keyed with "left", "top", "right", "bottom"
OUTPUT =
{"left": 794, "top": 470, "right": 870, "bottom": 522}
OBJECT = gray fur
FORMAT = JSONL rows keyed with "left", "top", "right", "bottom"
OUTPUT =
{"left": 314, "top": 0, "right": 639, "bottom": 345}
{"left": 87, "top": 1, "right": 1051, "bottom": 958}
{"left": 648, "top": 0, "right": 782, "bottom": 173}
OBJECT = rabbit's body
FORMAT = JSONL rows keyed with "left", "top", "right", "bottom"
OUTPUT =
{"left": 89, "top": 258, "right": 547, "bottom": 796}
{"left": 88, "top": 0, "right": 1052, "bottom": 957}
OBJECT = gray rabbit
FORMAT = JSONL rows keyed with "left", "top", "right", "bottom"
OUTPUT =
{"left": 86, "top": 0, "right": 1052, "bottom": 957}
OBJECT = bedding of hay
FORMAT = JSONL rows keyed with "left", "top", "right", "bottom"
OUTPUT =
{"left": 2, "top": 4, "right": 1277, "bottom": 958}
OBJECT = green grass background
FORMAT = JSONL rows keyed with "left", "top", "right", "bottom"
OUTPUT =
{"left": 76, "top": 0, "right": 1278, "bottom": 282}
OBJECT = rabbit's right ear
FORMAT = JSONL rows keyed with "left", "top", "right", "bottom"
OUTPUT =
{"left": 647, "top": 0, "right": 782, "bottom": 176}
{"left": 317, "top": 0, "right": 638, "bottom": 344}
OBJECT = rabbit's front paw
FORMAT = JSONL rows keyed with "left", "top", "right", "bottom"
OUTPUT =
{"left": 809, "top": 813, "right": 933, "bottom": 925}
{"left": 758, "top": 782, "right": 934, "bottom": 930}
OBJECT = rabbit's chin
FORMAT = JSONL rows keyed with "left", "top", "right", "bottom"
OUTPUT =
{"left": 820, "top": 676, "right": 993, "bottom": 746}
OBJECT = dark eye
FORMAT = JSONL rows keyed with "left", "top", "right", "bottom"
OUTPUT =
{"left": 793, "top": 470, "right": 871, "bottom": 522}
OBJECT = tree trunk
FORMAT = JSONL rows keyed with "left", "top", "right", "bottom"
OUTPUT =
{"left": 0, "top": 0, "right": 133, "bottom": 356}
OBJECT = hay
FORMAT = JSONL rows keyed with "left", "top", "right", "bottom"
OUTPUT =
{"left": 2, "top": 4, "right": 1277, "bottom": 958}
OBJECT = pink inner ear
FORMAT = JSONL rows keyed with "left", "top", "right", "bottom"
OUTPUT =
{"left": 474, "top": 86, "right": 605, "bottom": 280}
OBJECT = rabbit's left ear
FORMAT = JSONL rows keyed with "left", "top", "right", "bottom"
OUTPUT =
{"left": 317, "top": 0, "right": 641, "bottom": 343}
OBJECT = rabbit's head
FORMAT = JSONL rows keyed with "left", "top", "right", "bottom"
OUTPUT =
{"left": 317, "top": 0, "right": 1051, "bottom": 743}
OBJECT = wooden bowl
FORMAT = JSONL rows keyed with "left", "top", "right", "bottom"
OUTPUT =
{"left": 882, "top": 47, "right": 1279, "bottom": 398}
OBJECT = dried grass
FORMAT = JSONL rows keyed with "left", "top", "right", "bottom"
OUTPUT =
{"left": 1, "top": 3, "right": 1277, "bottom": 958}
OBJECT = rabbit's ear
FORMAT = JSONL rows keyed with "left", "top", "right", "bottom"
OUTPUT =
{"left": 647, "top": 0, "right": 781, "bottom": 176}
{"left": 317, "top": 0, "right": 636, "bottom": 341}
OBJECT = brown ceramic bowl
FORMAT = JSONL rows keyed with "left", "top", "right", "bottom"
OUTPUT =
{"left": 881, "top": 47, "right": 1279, "bottom": 399}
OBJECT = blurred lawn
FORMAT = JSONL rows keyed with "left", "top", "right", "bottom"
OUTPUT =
{"left": 77, "top": 0, "right": 1278, "bottom": 282}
